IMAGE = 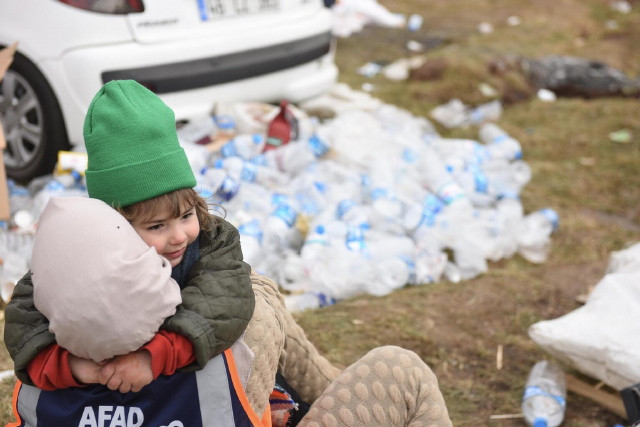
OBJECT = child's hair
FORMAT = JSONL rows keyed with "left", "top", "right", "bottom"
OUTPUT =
{"left": 117, "top": 188, "right": 219, "bottom": 231}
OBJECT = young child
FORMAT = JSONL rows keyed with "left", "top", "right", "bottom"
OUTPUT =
{"left": 5, "top": 79, "right": 255, "bottom": 393}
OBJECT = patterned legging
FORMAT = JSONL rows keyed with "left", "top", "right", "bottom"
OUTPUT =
{"left": 245, "top": 272, "right": 453, "bottom": 427}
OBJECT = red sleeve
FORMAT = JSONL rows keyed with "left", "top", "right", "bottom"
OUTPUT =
{"left": 27, "top": 344, "right": 83, "bottom": 391}
{"left": 27, "top": 331, "right": 195, "bottom": 390}
{"left": 142, "top": 330, "right": 196, "bottom": 378}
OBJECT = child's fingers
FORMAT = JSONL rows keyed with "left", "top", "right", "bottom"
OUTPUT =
{"left": 118, "top": 382, "right": 132, "bottom": 394}
{"left": 106, "top": 375, "right": 122, "bottom": 391}
{"left": 98, "top": 364, "right": 116, "bottom": 385}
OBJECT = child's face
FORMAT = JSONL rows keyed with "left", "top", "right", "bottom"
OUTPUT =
{"left": 131, "top": 204, "right": 200, "bottom": 268}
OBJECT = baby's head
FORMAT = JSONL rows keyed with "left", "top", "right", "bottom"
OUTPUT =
{"left": 82, "top": 79, "right": 215, "bottom": 264}
{"left": 31, "top": 197, "right": 182, "bottom": 362}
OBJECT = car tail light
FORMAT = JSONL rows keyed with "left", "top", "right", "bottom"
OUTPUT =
{"left": 57, "top": 0, "right": 144, "bottom": 14}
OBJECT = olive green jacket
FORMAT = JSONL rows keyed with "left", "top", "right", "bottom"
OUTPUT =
{"left": 4, "top": 217, "right": 254, "bottom": 385}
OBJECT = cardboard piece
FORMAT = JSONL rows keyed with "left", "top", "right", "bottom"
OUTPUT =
{"left": 0, "top": 42, "right": 18, "bottom": 221}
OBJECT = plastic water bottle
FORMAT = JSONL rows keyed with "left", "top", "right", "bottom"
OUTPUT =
{"left": 478, "top": 122, "right": 523, "bottom": 161}
{"left": 284, "top": 292, "right": 336, "bottom": 313}
{"left": 219, "top": 133, "right": 265, "bottom": 160}
{"left": 521, "top": 360, "right": 567, "bottom": 427}
{"left": 177, "top": 114, "right": 218, "bottom": 144}
{"left": 238, "top": 219, "right": 264, "bottom": 267}
{"left": 517, "top": 208, "right": 560, "bottom": 264}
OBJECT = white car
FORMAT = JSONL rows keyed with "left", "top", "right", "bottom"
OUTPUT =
{"left": 0, "top": 0, "right": 338, "bottom": 181}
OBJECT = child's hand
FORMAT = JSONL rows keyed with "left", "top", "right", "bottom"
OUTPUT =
{"left": 68, "top": 355, "right": 103, "bottom": 385}
{"left": 99, "top": 350, "right": 153, "bottom": 393}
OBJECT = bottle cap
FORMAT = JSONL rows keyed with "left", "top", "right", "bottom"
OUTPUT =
{"left": 533, "top": 418, "right": 548, "bottom": 427}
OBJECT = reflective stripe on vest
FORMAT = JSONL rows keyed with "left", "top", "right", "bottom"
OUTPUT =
{"left": 8, "top": 345, "right": 268, "bottom": 427}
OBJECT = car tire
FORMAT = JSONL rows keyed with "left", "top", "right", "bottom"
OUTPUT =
{"left": 0, "top": 52, "right": 69, "bottom": 183}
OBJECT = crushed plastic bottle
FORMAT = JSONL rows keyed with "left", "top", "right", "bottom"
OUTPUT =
{"left": 517, "top": 208, "right": 560, "bottom": 264}
{"left": 522, "top": 360, "right": 567, "bottom": 427}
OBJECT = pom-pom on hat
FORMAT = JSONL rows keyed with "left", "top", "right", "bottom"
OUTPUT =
{"left": 83, "top": 80, "right": 196, "bottom": 207}
{"left": 31, "top": 197, "right": 182, "bottom": 362}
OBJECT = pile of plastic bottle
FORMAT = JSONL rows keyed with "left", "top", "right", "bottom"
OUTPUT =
{"left": 0, "top": 99, "right": 559, "bottom": 312}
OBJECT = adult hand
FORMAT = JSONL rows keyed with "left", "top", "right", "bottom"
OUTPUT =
{"left": 99, "top": 350, "right": 153, "bottom": 393}
{"left": 68, "top": 355, "right": 103, "bottom": 385}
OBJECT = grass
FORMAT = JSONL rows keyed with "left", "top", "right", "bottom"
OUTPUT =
{"left": 1, "top": 0, "right": 639, "bottom": 425}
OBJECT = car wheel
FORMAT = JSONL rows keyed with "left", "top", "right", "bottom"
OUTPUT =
{"left": 0, "top": 52, "right": 69, "bottom": 183}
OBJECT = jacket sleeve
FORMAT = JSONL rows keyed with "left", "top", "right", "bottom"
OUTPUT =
{"left": 4, "top": 271, "right": 57, "bottom": 385}
{"left": 162, "top": 217, "right": 255, "bottom": 371}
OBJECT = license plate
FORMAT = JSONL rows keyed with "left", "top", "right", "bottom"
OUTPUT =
{"left": 197, "top": 0, "right": 280, "bottom": 21}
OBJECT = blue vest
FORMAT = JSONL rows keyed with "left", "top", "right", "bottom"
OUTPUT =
{"left": 8, "top": 342, "right": 268, "bottom": 427}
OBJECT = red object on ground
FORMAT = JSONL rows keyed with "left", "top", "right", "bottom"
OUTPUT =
{"left": 263, "top": 100, "right": 294, "bottom": 151}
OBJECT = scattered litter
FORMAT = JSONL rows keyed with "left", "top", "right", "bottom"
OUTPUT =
{"left": 407, "top": 13, "right": 423, "bottom": 32}
{"left": 382, "top": 58, "right": 411, "bottom": 81}
{"left": 537, "top": 88, "right": 557, "bottom": 102}
{"left": 430, "top": 99, "right": 502, "bottom": 128}
{"left": 478, "top": 22, "right": 494, "bottom": 34}
{"left": 496, "top": 344, "right": 503, "bottom": 370}
{"left": 479, "top": 82, "right": 499, "bottom": 98}
{"left": 608, "top": 129, "right": 632, "bottom": 144}
{"left": 406, "top": 40, "right": 425, "bottom": 52}
{"left": 357, "top": 61, "right": 384, "bottom": 78}
{"left": 610, "top": 0, "right": 631, "bottom": 14}
{"left": 329, "top": 0, "right": 406, "bottom": 38}
{"left": 361, "top": 82, "right": 375, "bottom": 92}
{"left": 506, "top": 15, "right": 521, "bottom": 26}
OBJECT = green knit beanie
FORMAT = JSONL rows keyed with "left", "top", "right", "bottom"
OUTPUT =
{"left": 83, "top": 80, "right": 196, "bottom": 207}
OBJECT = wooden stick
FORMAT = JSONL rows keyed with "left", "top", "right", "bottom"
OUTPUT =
{"left": 489, "top": 413, "right": 523, "bottom": 420}
{"left": 496, "top": 344, "right": 503, "bottom": 370}
{"left": 566, "top": 374, "right": 627, "bottom": 419}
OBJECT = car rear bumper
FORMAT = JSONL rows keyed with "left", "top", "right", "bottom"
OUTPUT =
{"left": 102, "top": 32, "right": 333, "bottom": 94}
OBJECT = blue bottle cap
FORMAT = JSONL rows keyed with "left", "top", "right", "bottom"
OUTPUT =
{"left": 533, "top": 417, "right": 548, "bottom": 427}
{"left": 539, "top": 208, "right": 560, "bottom": 232}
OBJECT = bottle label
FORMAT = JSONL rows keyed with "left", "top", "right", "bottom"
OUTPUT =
{"left": 272, "top": 204, "right": 297, "bottom": 228}
{"left": 370, "top": 187, "right": 388, "bottom": 201}
{"left": 399, "top": 255, "right": 417, "bottom": 284}
{"left": 336, "top": 199, "right": 357, "bottom": 220}
{"left": 308, "top": 135, "right": 330, "bottom": 157}
{"left": 240, "top": 163, "right": 257, "bottom": 182}
{"left": 539, "top": 208, "right": 560, "bottom": 232}
{"left": 473, "top": 170, "right": 488, "bottom": 193}
{"left": 345, "top": 226, "right": 365, "bottom": 252}
{"left": 216, "top": 176, "right": 240, "bottom": 202}
{"left": 220, "top": 140, "right": 239, "bottom": 158}
{"left": 522, "top": 385, "right": 566, "bottom": 408}
{"left": 238, "top": 220, "right": 263, "bottom": 243}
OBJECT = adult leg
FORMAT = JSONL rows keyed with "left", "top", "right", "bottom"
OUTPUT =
{"left": 299, "top": 346, "right": 452, "bottom": 427}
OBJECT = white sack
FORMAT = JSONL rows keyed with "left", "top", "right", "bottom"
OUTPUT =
{"left": 528, "top": 242, "right": 640, "bottom": 390}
